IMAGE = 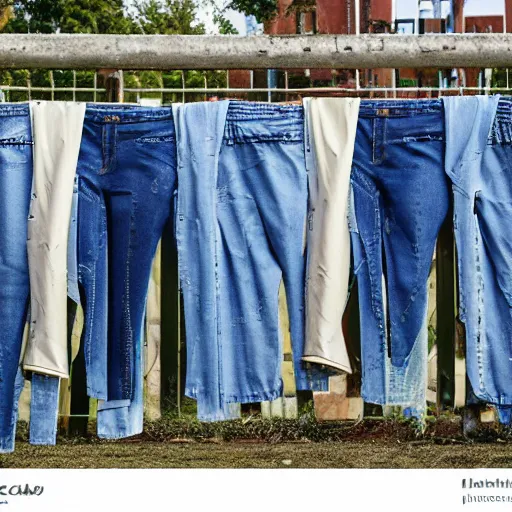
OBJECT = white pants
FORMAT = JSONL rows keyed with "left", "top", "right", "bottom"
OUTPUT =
{"left": 303, "top": 97, "right": 360, "bottom": 373}
{"left": 23, "top": 101, "right": 86, "bottom": 379}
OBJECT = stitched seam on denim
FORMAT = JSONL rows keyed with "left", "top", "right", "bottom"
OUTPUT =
{"left": 350, "top": 178, "right": 384, "bottom": 328}
{"left": 473, "top": 203, "right": 486, "bottom": 391}
{"left": 223, "top": 138, "right": 302, "bottom": 146}
{"left": 121, "top": 200, "right": 134, "bottom": 399}
{"left": 134, "top": 135, "right": 175, "bottom": 144}
{"left": 397, "top": 200, "right": 422, "bottom": 325}
{"left": 0, "top": 138, "right": 33, "bottom": 146}
{"left": 386, "top": 135, "right": 444, "bottom": 144}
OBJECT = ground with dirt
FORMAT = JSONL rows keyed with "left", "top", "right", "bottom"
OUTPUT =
{"left": 2, "top": 416, "right": 512, "bottom": 468}
{"left": 2, "top": 439, "right": 512, "bottom": 468}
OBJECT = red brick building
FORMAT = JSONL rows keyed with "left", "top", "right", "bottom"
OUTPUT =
{"left": 229, "top": 0, "right": 512, "bottom": 93}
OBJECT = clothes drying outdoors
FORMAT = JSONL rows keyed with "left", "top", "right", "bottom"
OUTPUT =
{"left": 348, "top": 99, "right": 450, "bottom": 417}
{"left": 1, "top": 96, "right": 512, "bottom": 452}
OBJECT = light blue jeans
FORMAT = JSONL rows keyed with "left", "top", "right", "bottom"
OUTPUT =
{"left": 443, "top": 95, "right": 512, "bottom": 423}
{"left": 175, "top": 100, "right": 329, "bottom": 421}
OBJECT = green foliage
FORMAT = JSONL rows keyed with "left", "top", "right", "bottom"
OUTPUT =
{"left": 213, "top": 12, "right": 238, "bottom": 35}
{"left": 133, "top": 0, "right": 205, "bottom": 34}
{"left": 3, "top": 0, "right": 64, "bottom": 33}
{"left": 226, "top": 0, "right": 278, "bottom": 23}
{"left": 60, "top": 0, "right": 135, "bottom": 34}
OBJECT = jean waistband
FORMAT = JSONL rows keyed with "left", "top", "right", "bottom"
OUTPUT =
{"left": 226, "top": 101, "right": 304, "bottom": 121}
{"left": 224, "top": 101, "right": 304, "bottom": 144}
{"left": 358, "top": 99, "right": 443, "bottom": 118}
{"left": 85, "top": 103, "right": 173, "bottom": 123}
{"left": 0, "top": 103, "right": 30, "bottom": 117}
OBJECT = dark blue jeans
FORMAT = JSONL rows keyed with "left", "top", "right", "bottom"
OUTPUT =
{"left": 349, "top": 100, "right": 449, "bottom": 415}
{"left": 75, "top": 104, "right": 176, "bottom": 437}
{"left": 0, "top": 104, "right": 32, "bottom": 452}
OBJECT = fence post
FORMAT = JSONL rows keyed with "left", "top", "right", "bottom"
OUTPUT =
{"left": 436, "top": 203, "right": 456, "bottom": 410}
{"left": 160, "top": 216, "right": 182, "bottom": 413}
{"left": 98, "top": 69, "right": 124, "bottom": 103}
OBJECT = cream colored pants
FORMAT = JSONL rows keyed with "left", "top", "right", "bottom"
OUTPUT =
{"left": 303, "top": 97, "right": 360, "bottom": 373}
{"left": 23, "top": 101, "right": 86, "bottom": 378}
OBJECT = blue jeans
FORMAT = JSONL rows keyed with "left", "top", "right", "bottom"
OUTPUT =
{"left": 0, "top": 104, "right": 33, "bottom": 452}
{"left": 175, "top": 100, "right": 328, "bottom": 422}
{"left": 76, "top": 104, "right": 176, "bottom": 438}
{"left": 349, "top": 100, "right": 449, "bottom": 414}
{"left": 444, "top": 95, "right": 512, "bottom": 422}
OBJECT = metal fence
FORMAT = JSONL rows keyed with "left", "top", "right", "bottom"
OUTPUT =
{"left": 5, "top": 33, "right": 511, "bottom": 433}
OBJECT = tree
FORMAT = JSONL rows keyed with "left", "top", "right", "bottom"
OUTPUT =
{"left": 3, "top": 0, "right": 64, "bottom": 33}
{"left": 60, "top": 0, "right": 135, "bottom": 34}
{"left": 133, "top": 0, "right": 205, "bottom": 34}
{"left": 225, "top": 0, "right": 277, "bottom": 23}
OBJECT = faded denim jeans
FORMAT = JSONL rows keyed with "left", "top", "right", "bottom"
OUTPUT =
{"left": 349, "top": 100, "right": 449, "bottom": 415}
{"left": 0, "top": 104, "right": 32, "bottom": 452}
{"left": 443, "top": 95, "right": 512, "bottom": 423}
{"left": 76, "top": 104, "right": 176, "bottom": 438}
{"left": 175, "top": 100, "right": 328, "bottom": 422}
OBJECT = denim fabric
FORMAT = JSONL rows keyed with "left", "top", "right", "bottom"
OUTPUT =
{"left": 77, "top": 105, "right": 176, "bottom": 437}
{"left": 444, "top": 95, "right": 512, "bottom": 414}
{"left": 97, "top": 309, "right": 144, "bottom": 439}
{"left": 349, "top": 100, "right": 449, "bottom": 413}
{"left": 29, "top": 374, "right": 60, "bottom": 445}
{"left": 68, "top": 176, "right": 80, "bottom": 305}
{"left": 176, "top": 100, "right": 328, "bottom": 422}
{"left": 0, "top": 104, "right": 33, "bottom": 452}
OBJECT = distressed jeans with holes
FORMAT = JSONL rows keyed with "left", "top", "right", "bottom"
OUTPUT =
{"left": 349, "top": 100, "right": 449, "bottom": 415}
{"left": 444, "top": 95, "right": 512, "bottom": 423}
{"left": 76, "top": 105, "right": 176, "bottom": 438}
{"left": 0, "top": 105, "right": 32, "bottom": 452}
{"left": 176, "top": 100, "right": 329, "bottom": 422}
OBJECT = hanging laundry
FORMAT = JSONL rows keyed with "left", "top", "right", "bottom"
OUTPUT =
{"left": 175, "top": 100, "right": 330, "bottom": 422}
{"left": 22, "top": 101, "right": 86, "bottom": 446}
{"left": 443, "top": 95, "right": 512, "bottom": 424}
{"left": 75, "top": 104, "right": 177, "bottom": 439}
{"left": 0, "top": 104, "right": 33, "bottom": 453}
{"left": 349, "top": 99, "right": 450, "bottom": 417}
{"left": 303, "top": 97, "right": 360, "bottom": 374}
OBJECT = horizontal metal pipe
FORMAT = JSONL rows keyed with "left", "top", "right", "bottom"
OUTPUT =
{"left": 2, "top": 33, "right": 512, "bottom": 70}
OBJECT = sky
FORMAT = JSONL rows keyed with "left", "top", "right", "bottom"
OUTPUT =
{"left": 200, "top": 0, "right": 507, "bottom": 35}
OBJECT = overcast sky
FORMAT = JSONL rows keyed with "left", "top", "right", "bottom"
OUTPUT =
{"left": 200, "top": 0, "right": 507, "bottom": 35}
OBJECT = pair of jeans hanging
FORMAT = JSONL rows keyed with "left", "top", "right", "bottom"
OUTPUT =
{"left": 443, "top": 95, "right": 512, "bottom": 423}
{"left": 0, "top": 104, "right": 33, "bottom": 452}
{"left": 75, "top": 104, "right": 176, "bottom": 438}
{"left": 349, "top": 99, "right": 449, "bottom": 415}
{"left": 175, "top": 100, "right": 329, "bottom": 422}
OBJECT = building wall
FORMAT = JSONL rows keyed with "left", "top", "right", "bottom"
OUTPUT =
{"left": 317, "top": 0, "right": 354, "bottom": 34}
